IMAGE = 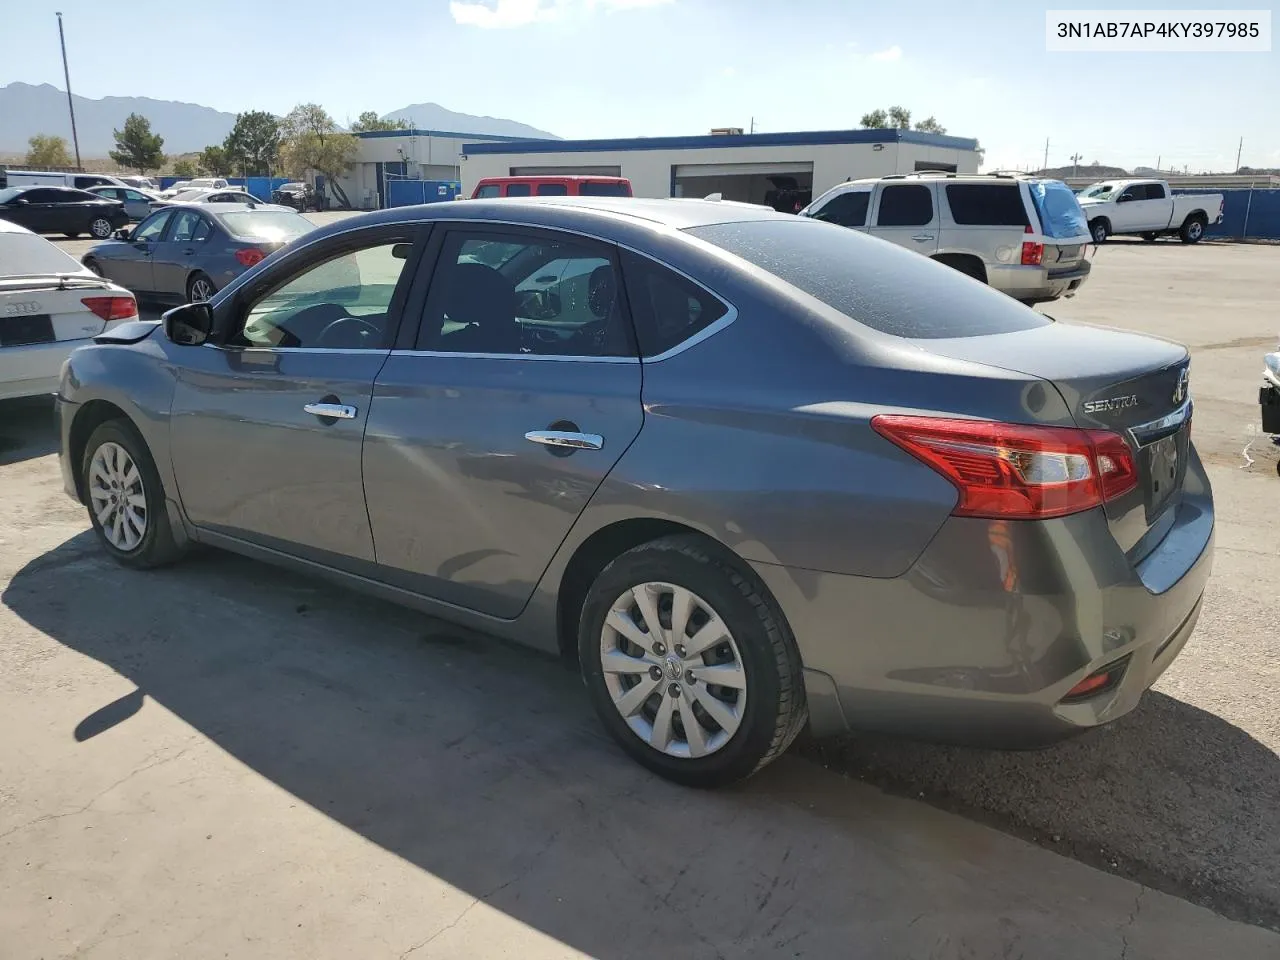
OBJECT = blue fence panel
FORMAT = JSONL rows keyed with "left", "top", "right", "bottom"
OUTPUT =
{"left": 1173, "top": 188, "right": 1280, "bottom": 240}
{"left": 386, "top": 179, "right": 461, "bottom": 208}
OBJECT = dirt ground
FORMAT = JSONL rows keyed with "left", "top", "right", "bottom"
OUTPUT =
{"left": 2, "top": 230, "right": 1279, "bottom": 957}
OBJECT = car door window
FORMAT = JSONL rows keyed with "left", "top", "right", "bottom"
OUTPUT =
{"left": 1144, "top": 183, "right": 1167, "bottom": 200}
{"left": 505, "top": 183, "right": 532, "bottom": 197}
{"left": 191, "top": 217, "right": 213, "bottom": 242}
{"left": 474, "top": 184, "right": 500, "bottom": 198}
{"left": 1119, "top": 185, "right": 1144, "bottom": 202}
{"left": 169, "top": 209, "right": 205, "bottom": 242}
{"left": 124, "top": 189, "right": 147, "bottom": 202}
{"left": 237, "top": 240, "right": 412, "bottom": 350}
{"left": 876, "top": 185, "right": 935, "bottom": 226}
{"left": 416, "top": 230, "right": 634, "bottom": 358}
{"left": 23, "top": 189, "right": 63, "bottom": 203}
{"left": 133, "top": 210, "right": 172, "bottom": 241}
{"left": 809, "top": 190, "right": 870, "bottom": 227}
{"left": 619, "top": 249, "right": 729, "bottom": 358}
{"left": 537, "top": 183, "right": 568, "bottom": 196}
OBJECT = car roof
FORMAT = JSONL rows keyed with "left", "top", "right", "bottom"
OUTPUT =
{"left": 479, "top": 175, "right": 628, "bottom": 183}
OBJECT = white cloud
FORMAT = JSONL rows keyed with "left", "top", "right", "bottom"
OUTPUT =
{"left": 450, "top": 0, "right": 671, "bottom": 28}
{"left": 869, "top": 44, "right": 903, "bottom": 62}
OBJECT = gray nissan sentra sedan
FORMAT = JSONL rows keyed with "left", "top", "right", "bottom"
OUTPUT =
{"left": 54, "top": 197, "right": 1213, "bottom": 788}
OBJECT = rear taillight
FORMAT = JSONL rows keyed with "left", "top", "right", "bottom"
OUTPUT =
{"left": 235, "top": 248, "right": 266, "bottom": 267}
{"left": 1021, "top": 224, "right": 1044, "bottom": 266}
{"left": 81, "top": 295, "right": 137, "bottom": 322}
{"left": 870, "top": 416, "right": 1139, "bottom": 520}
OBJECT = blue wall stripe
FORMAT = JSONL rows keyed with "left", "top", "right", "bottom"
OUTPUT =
{"left": 461, "top": 128, "right": 978, "bottom": 156}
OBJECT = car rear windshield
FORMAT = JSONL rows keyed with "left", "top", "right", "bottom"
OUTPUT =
{"left": 579, "top": 181, "right": 630, "bottom": 197}
{"left": 219, "top": 210, "right": 314, "bottom": 242}
{"left": 686, "top": 218, "right": 1051, "bottom": 339}
{"left": 1028, "top": 181, "right": 1089, "bottom": 239}
{"left": 0, "top": 230, "right": 85, "bottom": 276}
{"left": 0, "top": 187, "right": 26, "bottom": 203}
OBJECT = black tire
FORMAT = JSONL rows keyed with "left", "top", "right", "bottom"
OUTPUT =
{"left": 578, "top": 535, "right": 807, "bottom": 788}
{"left": 1141, "top": 232, "right": 1159, "bottom": 242}
{"left": 89, "top": 217, "right": 114, "bottom": 239}
{"left": 187, "top": 272, "right": 215, "bottom": 302}
{"left": 81, "top": 418, "right": 185, "bottom": 570}
{"left": 64, "top": 231, "right": 82, "bottom": 239}
{"left": 83, "top": 258, "right": 103, "bottom": 276}
{"left": 1089, "top": 219, "right": 1109, "bottom": 244}
{"left": 1180, "top": 215, "right": 1206, "bottom": 244}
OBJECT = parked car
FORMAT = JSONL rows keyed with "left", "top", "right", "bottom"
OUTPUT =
{"left": 801, "top": 173, "right": 1092, "bottom": 305}
{"left": 157, "top": 178, "right": 229, "bottom": 199}
{"left": 272, "top": 181, "right": 314, "bottom": 211}
{"left": 0, "top": 185, "right": 130, "bottom": 239}
{"left": 0, "top": 220, "right": 137, "bottom": 401}
{"left": 86, "top": 185, "right": 157, "bottom": 220}
{"left": 470, "top": 175, "right": 633, "bottom": 199}
{"left": 3, "top": 170, "right": 128, "bottom": 191}
{"left": 118, "top": 175, "right": 158, "bottom": 191}
{"left": 81, "top": 203, "right": 316, "bottom": 303}
{"left": 1076, "top": 179, "right": 1224, "bottom": 243}
{"left": 55, "top": 197, "right": 1212, "bottom": 788}
{"left": 156, "top": 188, "right": 288, "bottom": 210}
{"left": 1262, "top": 347, "right": 1280, "bottom": 476}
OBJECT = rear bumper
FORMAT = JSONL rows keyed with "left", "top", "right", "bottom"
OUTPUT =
{"left": 989, "top": 260, "right": 1091, "bottom": 304}
{"left": 0, "top": 341, "right": 79, "bottom": 401}
{"left": 755, "top": 444, "right": 1215, "bottom": 746}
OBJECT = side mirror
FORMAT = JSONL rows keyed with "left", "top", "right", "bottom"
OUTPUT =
{"left": 163, "top": 301, "right": 214, "bottom": 346}
{"left": 114, "top": 228, "right": 131, "bottom": 241}
{"left": 14, "top": 198, "right": 29, "bottom": 205}
{"left": 1116, "top": 194, "right": 1132, "bottom": 203}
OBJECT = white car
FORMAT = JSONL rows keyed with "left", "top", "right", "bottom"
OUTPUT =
{"left": 1076, "top": 179, "right": 1224, "bottom": 244}
{"left": 0, "top": 220, "right": 138, "bottom": 401}
{"left": 159, "top": 188, "right": 289, "bottom": 210}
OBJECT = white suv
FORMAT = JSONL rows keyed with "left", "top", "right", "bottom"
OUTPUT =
{"left": 800, "top": 173, "right": 1093, "bottom": 305}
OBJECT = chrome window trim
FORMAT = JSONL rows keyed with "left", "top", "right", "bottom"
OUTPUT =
{"left": 214, "top": 214, "right": 740, "bottom": 364}
{"left": 393, "top": 351, "right": 639, "bottom": 364}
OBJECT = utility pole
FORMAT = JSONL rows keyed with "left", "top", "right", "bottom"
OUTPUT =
{"left": 1156, "top": 155, "right": 1161, "bottom": 172}
{"left": 749, "top": 116, "right": 756, "bottom": 135}
{"left": 1043, "top": 138, "right": 1049, "bottom": 172}
{"left": 1235, "top": 136, "right": 1243, "bottom": 172}
{"left": 55, "top": 12, "right": 81, "bottom": 170}
{"left": 1070, "top": 152, "right": 1082, "bottom": 179}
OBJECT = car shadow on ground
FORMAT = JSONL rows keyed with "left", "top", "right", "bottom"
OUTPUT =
{"left": 5, "top": 534, "right": 1280, "bottom": 952}
{"left": 0, "top": 397, "right": 58, "bottom": 466}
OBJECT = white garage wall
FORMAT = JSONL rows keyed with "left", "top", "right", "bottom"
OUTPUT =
{"left": 460, "top": 141, "right": 980, "bottom": 199}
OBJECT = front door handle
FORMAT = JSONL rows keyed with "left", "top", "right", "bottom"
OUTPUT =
{"left": 911, "top": 234, "right": 935, "bottom": 242}
{"left": 524, "top": 430, "right": 603, "bottom": 451}
{"left": 304, "top": 402, "right": 357, "bottom": 420}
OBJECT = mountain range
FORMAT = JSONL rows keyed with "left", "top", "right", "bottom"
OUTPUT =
{"left": 0, "top": 82, "right": 557, "bottom": 157}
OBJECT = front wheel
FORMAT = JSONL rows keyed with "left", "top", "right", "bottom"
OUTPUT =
{"left": 89, "top": 217, "right": 114, "bottom": 239}
{"left": 578, "top": 536, "right": 807, "bottom": 788}
{"left": 1180, "top": 216, "right": 1206, "bottom": 243}
{"left": 83, "top": 258, "right": 103, "bottom": 276}
{"left": 81, "top": 419, "right": 185, "bottom": 569}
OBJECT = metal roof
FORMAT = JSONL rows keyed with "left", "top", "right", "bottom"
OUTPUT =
{"left": 461, "top": 128, "right": 980, "bottom": 156}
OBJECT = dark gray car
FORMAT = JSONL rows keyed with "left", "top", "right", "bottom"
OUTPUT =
{"left": 81, "top": 203, "right": 315, "bottom": 304}
{"left": 55, "top": 197, "right": 1213, "bottom": 788}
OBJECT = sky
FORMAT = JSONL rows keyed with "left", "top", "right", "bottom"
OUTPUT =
{"left": 5, "top": 0, "right": 1278, "bottom": 172}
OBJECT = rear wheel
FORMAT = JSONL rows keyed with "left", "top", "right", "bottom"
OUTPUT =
{"left": 578, "top": 535, "right": 807, "bottom": 788}
{"left": 81, "top": 419, "right": 184, "bottom": 569}
{"left": 1089, "top": 219, "right": 1109, "bottom": 244}
{"left": 89, "top": 217, "right": 114, "bottom": 239}
{"left": 187, "top": 272, "right": 215, "bottom": 302}
{"left": 1180, "top": 216, "right": 1206, "bottom": 244}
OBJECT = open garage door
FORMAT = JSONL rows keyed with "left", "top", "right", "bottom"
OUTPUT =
{"left": 673, "top": 161, "right": 813, "bottom": 211}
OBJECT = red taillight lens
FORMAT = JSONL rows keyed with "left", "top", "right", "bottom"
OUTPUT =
{"left": 235, "top": 248, "right": 266, "bottom": 267}
{"left": 81, "top": 295, "right": 137, "bottom": 322}
{"left": 870, "top": 416, "right": 1138, "bottom": 520}
{"left": 1021, "top": 225, "right": 1044, "bottom": 266}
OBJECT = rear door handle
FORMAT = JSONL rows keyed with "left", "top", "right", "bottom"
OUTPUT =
{"left": 304, "top": 402, "right": 357, "bottom": 420}
{"left": 911, "top": 234, "right": 935, "bottom": 242}
{"left": 524, "top": 430, "right": 603, "bottom": 451}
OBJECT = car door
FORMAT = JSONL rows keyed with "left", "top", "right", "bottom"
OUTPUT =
{"left": 1111, "top": 183, "right": 1153, "bottom": 231}
{"left": 13, "top": 188, "right": 63, "bottom": 233}
{"left": 168, "top": 223, "right": 424, "bottom": 567}
{"left": 120, "top": 189, "right": 152, "bottom": 220}
{"left": 868, "top": 183, "right": 940, "bottom": 255}
{"left": 362, "top": 224, "right": 644, "bottom": 618}
{"left": 105, "top": 209, "right": 171, "bottom": 293}
{"left": 150, "top": 208, "right": 210, "bottom": 297}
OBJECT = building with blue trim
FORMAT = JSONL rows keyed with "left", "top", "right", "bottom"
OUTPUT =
{"left": 341, "top": 129, "right": 529, "bottom": 209}
{"left": 458, "top": 128, "right": 983, "bottom": 205}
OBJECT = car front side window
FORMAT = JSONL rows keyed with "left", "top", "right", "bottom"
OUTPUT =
{"left": 133, "top": 211, "right": 172, "bottom": 241}
{"left": 237, "top": 239, "right": 413, "bottom": 351}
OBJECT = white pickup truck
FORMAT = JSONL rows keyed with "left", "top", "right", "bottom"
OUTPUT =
{"left": 1076, "top": 179, "right": 1223, "bottom": 244}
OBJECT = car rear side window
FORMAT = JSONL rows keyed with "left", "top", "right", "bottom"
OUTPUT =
{"left": 808, "top": 190, "right": 870, "bottom": 228}
{"left": 687, "top": 219, "right": 1050, "bottom": 339}
{"left": 619, "top": 250, "right": 729, "bottom": 357}
{"left": 875, "top": 185, "right": 934, "bottom": 226}
{"left": 1144, "top": 182, "right": 1167, "bottom": 200}
{"left": 944, "top": 184, "right": 1030, "bottom": 226}
{"left": 536, "top": 183, "right": 568, "bottom": 196}
{"left": 505, "top": 184, "right": 532, "bottom": 197}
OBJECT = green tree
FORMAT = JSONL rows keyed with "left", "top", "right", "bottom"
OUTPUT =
{"left": 860, "top": 109, "right": 888, "bottom": 128}
{"left": 914, "top": 116, "right": 946, "bottom": 135}
{"left": 279, "top": 104, "right": 358, "bottom": 208}
{"left": 25, "top": 133, "right": 72, "bottom": 168}
{"left": 350, "top": 111, "right": 409, "bottom": 133}
{"left": 223, "top": 110, "right": 281, "bottom": 176}
{"left": 199, "top": 144, "right": 233, "bottom": 176}
{"left": 171, "top": 158, "right": 198, "bottom": 178}
{"left": 887, "top": 105, "right": 912, "bottom": 129}
{"left": 109, "top": 113, "right": 165, "bottom": 173}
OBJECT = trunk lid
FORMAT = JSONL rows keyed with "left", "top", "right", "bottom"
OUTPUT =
{"left": 915, "top": 321, "right": 1191, "bottom": 557}
{"left": 0, "top": 275, "right": 121, "bottom": 345}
